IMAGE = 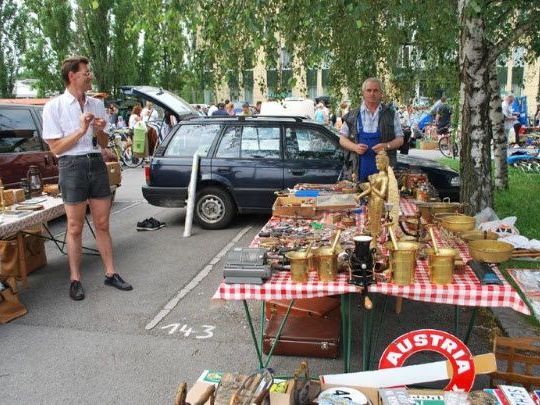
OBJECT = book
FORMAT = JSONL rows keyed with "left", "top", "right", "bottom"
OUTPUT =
{"left": 531, "top": 391, "right": 540, "bottom": 405}
{"left": 408, "top": 393, "right": 445, "bottom": 405}
{"left": 499, "top": 385, "right": 535, "bottom": 405}
{"left": 484, "top": 388, "right": 510, "bottom": 405}
{"left": 379, "top": 388, "right": 410, "bottom": 405}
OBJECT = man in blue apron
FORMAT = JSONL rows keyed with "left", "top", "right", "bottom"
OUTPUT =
{"left": 339, "top": 78, "right": 404, "bottom": 182}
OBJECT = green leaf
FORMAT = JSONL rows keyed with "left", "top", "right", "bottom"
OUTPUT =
{"left": 92, "top": 1, "right": 99, "bottom": 9}
{"left": 356, "top": 19, "right": 362, "bottom": 29}
{"left": 469, "top": 0, "right": 481, "bottom": 13}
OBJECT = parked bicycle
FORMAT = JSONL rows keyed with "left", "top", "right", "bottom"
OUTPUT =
{"left": 108, "top": 129, "right": 143, "bottom": 168}
{"left": 438, "top": 127, "right": 460, "bottom": 158}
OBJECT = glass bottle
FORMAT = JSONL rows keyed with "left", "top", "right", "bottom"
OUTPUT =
{"left": 20, "top": 178, "right": 32, "bottom": 200}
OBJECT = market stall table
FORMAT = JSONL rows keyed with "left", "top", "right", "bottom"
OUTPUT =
{"left": 0, "top": 195, "right": 98, "bottom": 284}
{"left": 212, "top": 198, "right": 530, "bottom": 373}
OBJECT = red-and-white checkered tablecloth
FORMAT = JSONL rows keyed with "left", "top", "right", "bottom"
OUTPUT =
{"left": 213, "top": 198, "right": 531, "bottom": 315}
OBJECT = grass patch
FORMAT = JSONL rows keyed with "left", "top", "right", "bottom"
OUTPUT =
{"left": 439, "top": 158, "right": 540, "bottom": 239}
{"left": 440, "top": 157, "right": 540, "bottom": 327}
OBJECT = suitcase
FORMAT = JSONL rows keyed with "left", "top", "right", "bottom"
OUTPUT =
{"left": 263, "top": 307, "right": 341, "bottom": 359}
{"left": 265, "top": 297, "right": 340, "bottom": 320}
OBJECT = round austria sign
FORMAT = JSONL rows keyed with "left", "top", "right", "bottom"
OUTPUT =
{"left": 378, "top": 329, "right": 476, "bottom": 391}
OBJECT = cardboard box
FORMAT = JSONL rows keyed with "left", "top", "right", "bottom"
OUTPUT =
{"left": 184, "top": 374, "right": 292, "bottom": 405}
{"left": 272, "top": 196, "right": 317, "bottom": 218}
{"left": 106, "top": 161, "right": 121, "bottom": 186}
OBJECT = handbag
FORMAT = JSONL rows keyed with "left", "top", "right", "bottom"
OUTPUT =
{"left": 0, "top": 276, "right": 27, "bottom": 324}
{"left": 0, "top": 227, "right": 47, "bottom": 280}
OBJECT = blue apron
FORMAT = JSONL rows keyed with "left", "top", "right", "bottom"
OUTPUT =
{"left": 357, "top": 110, "right": 381, "bottom": 182}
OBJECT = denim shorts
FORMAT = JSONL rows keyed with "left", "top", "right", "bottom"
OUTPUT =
{"left": 58, "top": 153, "right": 111, "bottom": 204}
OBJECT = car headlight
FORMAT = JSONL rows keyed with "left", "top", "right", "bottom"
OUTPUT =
{"left": 450, "top": 176, "right": 460, "bottom": 186}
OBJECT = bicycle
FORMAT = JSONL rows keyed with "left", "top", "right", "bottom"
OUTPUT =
{"left": 438, "top": 127, "right": 460, "bottom": 158}
{"left": 108, "top": 129, "right": 143, "bottom": 168}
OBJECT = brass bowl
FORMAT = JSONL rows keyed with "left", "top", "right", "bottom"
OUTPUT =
{"left": 416, "top": 201, "right": 462, "bottom": 222}
{"left": 460, "top": 230, "right": 498, "bottom": 243}
{"left": 386, "top": 241, "right": 420, "bottom": 251}
{"left": 467, "top": 240, "right": 514, "bottom": 263}
{"left": 425, "top": 247, "right": 459, "bottom": 257}
{"left": 441, "top": 214, "right": 476, "bottom": 232}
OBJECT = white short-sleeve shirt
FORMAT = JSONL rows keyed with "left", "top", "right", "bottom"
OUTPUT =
{"left": 42, "top": 89, "right": 107, "bottom": 156}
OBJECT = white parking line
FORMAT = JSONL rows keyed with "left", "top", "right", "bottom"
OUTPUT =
{"left": 144, "top": 225, "right": 252, "bottom": 330}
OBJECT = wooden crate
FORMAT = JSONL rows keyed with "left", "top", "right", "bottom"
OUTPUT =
{"left": 1, "top": 190, "right": 16, "bottom": 206}
{"left": 272, "top": 196, "right": 317, "bottom": 218}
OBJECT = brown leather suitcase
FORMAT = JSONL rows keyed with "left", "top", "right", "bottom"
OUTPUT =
{"left": 264, "top": 297, "right": 340, "bottom": 320}
{"left": 263, "top": 307, "right": 341, "bottom": 359}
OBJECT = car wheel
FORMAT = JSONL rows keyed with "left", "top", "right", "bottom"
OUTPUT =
{"left": 195, "top": 187, "right": 236, "bottom": 229}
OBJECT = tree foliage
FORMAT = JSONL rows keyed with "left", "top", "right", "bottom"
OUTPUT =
{"left": 0, "top": 0, "right": 27, "bottom": 97}
{"left": 23, "top": 0, "right": 72, "bottom": 96}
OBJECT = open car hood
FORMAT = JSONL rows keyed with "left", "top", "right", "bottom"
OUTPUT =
{"left": 119, "top": 86, "right": 198, "bottom": 119}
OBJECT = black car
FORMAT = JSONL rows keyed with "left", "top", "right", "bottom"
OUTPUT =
{"left": 142, "top": 114, "right": 460, "bottom": 229}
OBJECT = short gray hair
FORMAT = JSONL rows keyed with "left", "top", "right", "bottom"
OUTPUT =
{"left": 362, "top": 77, "right": 384, "bottom": 92}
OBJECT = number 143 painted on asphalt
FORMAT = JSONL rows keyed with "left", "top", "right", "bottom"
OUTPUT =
{"left": 161, "top": 323, "right": 215, "bottom": 339}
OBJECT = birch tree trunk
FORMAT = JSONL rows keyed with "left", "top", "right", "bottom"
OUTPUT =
{"left": 489, "top": 61, "right": 508, "bottom": 189}
{"left": 458, "top": 0, "right": 493, "bottom": 214}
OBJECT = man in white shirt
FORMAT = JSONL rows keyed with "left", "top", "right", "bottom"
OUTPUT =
{"left": 42, "top": 56, "right": 132, "bottom": 301}
{"left": 502, "top": 94, "right": 518, "bottom": 143}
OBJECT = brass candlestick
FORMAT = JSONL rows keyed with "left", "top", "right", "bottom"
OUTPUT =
{"left": 0, "top": 178, "right": 5, "bottom": 213}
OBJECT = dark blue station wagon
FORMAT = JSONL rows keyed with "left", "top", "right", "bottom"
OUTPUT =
{"left": 142, "top": 115, "right": 460, "bottom": 229}
{"left": 143, "top": 116, "right": 345, "bottom": 229}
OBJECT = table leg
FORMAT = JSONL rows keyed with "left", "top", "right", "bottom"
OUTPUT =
{"left": 341, "top": 294, "right": 353, "bottom": 373}
{"left": 259, "top": 301, "right": 265, "bottom": 360}
{"left": 16, "top": 232, "right": 28, "bottom": 287}
{"left": 242, "top": 300, "right": 264, "bottom": 369}
{"left": 454, "top": 305, "right": 460, "bottom": 336}
{"left": 264, "top": 300, "right": 294, "bottom": 369}
{"left": 463, "top": 307, "right": 478, "bottom": 344}
{"left": 42, "top": 223, "right": 67, "bottom": 253}
{"left": 395, "top": 297, "right": 403, "bottom": 314}
{"left": 369, "top": 295, "right": 388, "bottom": 370}
{"left": 361, "top": 303, "right": 372, "bottom": 371}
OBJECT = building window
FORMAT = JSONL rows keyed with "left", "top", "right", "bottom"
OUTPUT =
{"left": 307, "top": 69, "right": 317, "bottom": 99}
{"left": 243, "top": 70, "right": 254, "bottom": 104}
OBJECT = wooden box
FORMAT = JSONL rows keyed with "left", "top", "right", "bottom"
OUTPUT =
{"left": 106, "top": 161, "right": 122, "bottom": 186}
{"left": 1, "top": 190, "right": 15, "bottom": 207}
{"left": 419, "top": 140, "right": 439, "bottom": 150}
{"left": 12, "top": 189, "right": 25, "bottom": 203}
{"left": 272, "top": 196, "right": 317, "bottom": 218}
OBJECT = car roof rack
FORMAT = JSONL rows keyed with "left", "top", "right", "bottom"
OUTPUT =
{"left": 200, "top": 115, "right": 306, "bottom": 123}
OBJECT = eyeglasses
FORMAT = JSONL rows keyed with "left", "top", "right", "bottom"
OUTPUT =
{"left": 77, "top": 69, "right": 93, "bottom": 77}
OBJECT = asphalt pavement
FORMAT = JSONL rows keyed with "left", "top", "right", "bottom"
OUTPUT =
{"left": 1, "top": 152, "right": 538, "bottom": 404}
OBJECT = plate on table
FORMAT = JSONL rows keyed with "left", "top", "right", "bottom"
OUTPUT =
{"left": 19, "top": 197, "right": 47, "bottom": 205}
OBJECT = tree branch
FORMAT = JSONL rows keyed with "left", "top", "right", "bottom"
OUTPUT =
{"left": 489, "top": 16, "right": 539, "bottom": 64}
